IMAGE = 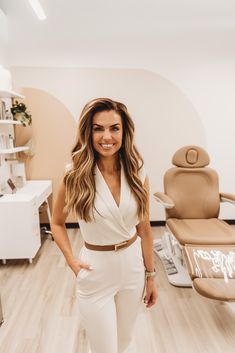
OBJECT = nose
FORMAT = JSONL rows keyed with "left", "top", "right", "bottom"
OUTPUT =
{"left": 103, "top": 128, "right": 112, "bottom": 140}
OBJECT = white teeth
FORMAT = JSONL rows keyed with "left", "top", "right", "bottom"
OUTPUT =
{"left": 101, "top": 144, "right": 114, "bottom": 149}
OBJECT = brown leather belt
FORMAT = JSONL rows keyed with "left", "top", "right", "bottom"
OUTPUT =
{"left": 84, "top": 233, "right": 138, "bottom": 251}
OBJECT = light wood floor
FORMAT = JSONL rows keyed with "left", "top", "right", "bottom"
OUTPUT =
{"left": 0, "top": 227, "right": 235, "bottom": 353}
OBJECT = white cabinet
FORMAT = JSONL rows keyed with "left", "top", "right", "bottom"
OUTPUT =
{"left": 0, "top": 180, "right": 52, "bottom": 263}
{"left": 0, "top": 195, "right": 41, "bottom": 262}
{"left": 0, "top": 91, "right": 52, "bottom": 264}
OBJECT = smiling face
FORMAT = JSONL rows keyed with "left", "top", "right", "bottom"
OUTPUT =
{"left": 92, "top": 110, "right": 123, "bottom": 158}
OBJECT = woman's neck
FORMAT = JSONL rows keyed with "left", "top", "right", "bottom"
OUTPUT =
{"left": 97, "top": 154, "right": 121, "bottom": 174}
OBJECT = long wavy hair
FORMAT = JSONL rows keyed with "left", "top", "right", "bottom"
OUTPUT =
{"left": 63, "top": 98, "right": 148, "bottom": 222}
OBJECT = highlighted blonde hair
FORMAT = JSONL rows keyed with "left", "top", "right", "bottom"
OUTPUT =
{"left": 64, "top": 98, "right": 148, "bottom": 222}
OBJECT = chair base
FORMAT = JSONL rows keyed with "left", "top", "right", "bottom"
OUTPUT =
{"left": 154, "top": 238, "right": 192, "bottom": 287}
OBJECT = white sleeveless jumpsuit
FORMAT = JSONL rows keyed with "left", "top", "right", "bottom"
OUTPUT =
{"left": 76, "top": 162, "right": 146, "bottom": 353}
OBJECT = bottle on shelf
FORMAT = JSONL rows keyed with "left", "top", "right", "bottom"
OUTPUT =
{"left": 8, "top": 134, "right": 15, "bottom": 149}
{"left": 0, "top": 133, "right": 8, "bottom": 149}
{"left": 5, "top": 109, "right": 13, "bottom": 120}
{"left": 0, "top": 101, "right": 6, "bottom": 120}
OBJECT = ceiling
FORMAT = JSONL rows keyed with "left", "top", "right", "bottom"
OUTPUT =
{"left": 0, "top": 0, "right": 235, "bottom": 66}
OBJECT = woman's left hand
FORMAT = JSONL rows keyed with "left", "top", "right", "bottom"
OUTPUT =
{"left": 144, "top": 277, "right": 158, "bottom": 308}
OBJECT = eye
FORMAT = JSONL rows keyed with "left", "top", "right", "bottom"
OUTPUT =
{"left": 93, "top": 127, "right": 103, "bottom": 132}
{"left": 112, "top": 126, "right": 119, "bottom": 131}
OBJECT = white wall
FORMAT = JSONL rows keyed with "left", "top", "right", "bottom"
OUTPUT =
{"left": 0, "top": 8, "right": 8, "bottom": 68}
{"left": 10, "top": 30, "right": 235, "bottom": 220}
{"left": 0, "top": 8, "right": 11, "bottom": 89}
{"left": 0, "top": 9, "right": 13, "bottom": 191}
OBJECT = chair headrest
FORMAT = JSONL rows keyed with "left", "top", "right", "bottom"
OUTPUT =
{"left": 172, "top": 145, "right": 210, "bottom": 168}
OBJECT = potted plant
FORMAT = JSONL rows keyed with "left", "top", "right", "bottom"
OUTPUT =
{"left": 11, "top": 100, "right": 32, "bottom": 127}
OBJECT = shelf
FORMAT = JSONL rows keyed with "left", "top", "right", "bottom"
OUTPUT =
{"left": 0, "top": 90, "right": 25, "bottom": 99}
{"left": 0, "top": 146, "right": 29, "bottom": 154}
{"left": 0, "top": 120, "right": 22, "bottom": 125}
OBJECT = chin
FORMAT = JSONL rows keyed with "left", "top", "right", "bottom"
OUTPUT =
{"left": 99, "top": 150, "right": 117, "bottom": 157}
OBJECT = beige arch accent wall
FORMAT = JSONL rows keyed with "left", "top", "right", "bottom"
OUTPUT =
{"left": 14, "top": 87, "right": 77, "bottom": 223}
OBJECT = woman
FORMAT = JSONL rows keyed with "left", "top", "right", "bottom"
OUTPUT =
{"left": 51, "top": 98, "right": 158, "bottom": 353}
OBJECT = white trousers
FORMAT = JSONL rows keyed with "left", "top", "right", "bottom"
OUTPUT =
{"left": 76, "top": 236, "right": 145, "bottom": 353}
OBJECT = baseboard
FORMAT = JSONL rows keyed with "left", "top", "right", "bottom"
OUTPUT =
{"left": 224, "top": 219, "right": 235, "bottom": 225}
{"left": 151, "top": 220, "right": 235, "bottom": 226}
{"left": 40, "top": 219, "right": 235, "bottom": 230}
{"left": 41, "top": 221, "right": 166, "bottom": 229}
{"left": 150, "top": 221, "right": 166, "bottom": 227}
{"left": 40, "top": 222, "right": 79, "bottom": 229}
{"left": 65, "top": 223, "right": 80, "bottom": 228}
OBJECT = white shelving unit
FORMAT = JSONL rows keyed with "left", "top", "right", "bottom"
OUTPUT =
{"left": 0, "top": 146, "right": 29, "bottom": 154}
{"left": 0, "top": 89, "right": 25, "bottom": 99}
{"left": 0, "top": 90, "right": 26, "bottom": 157}
{"left": 0, "top": 90, "right": 28, "bottom": 191}
{"left": 0, "top": 120, "right": 22, "bottom": 125}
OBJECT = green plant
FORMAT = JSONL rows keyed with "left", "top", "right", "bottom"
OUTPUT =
{"left": 11, "top": 100, "right": 32, "bottom": 127}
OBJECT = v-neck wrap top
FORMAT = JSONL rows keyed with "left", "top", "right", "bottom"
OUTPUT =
{"left": 78, "top": 162, "right": 146, "bottom": 245}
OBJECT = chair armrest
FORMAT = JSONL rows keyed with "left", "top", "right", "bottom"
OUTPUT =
{"left": 153, "top": 192, "right": 175, "bottom": 209}
{"left": 220, "top": 193, "right": 235, "bottom": 205}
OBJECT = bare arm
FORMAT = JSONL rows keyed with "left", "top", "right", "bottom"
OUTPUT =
{"left": 136, "top": 176, "right": 158, "bottom": 307}
{"left": 50, "top": 180, "right": 91, "bottom": 276}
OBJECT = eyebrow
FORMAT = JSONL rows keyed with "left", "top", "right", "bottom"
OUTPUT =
{"left": 92, "top": 123, "right": 121, "bottom": 127}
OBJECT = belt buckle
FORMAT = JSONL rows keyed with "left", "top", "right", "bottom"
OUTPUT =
{"left": 114, "top": 240, "right": 128, "bottom": 251}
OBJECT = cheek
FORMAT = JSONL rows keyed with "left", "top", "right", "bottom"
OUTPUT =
{"left": 115, "top": 128, "right": 123, "bottom": 140}
{"left": 118, "top": 131, "right": 123, "bottom": 144}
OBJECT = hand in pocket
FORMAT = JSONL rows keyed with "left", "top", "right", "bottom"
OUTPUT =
{"left": 76, "top": 261, "right": 93, "bottom": 276}
{"left": 68, "top": 258, "right": 93, "bottom": 277}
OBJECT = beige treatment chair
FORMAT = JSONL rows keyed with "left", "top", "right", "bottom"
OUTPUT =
{"left": 154, "top": 145, "right": 235, "bottom": 301}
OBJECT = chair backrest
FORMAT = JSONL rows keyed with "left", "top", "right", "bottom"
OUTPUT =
{"left": 164, "top": 145, "right": 220, "bottom": 219}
